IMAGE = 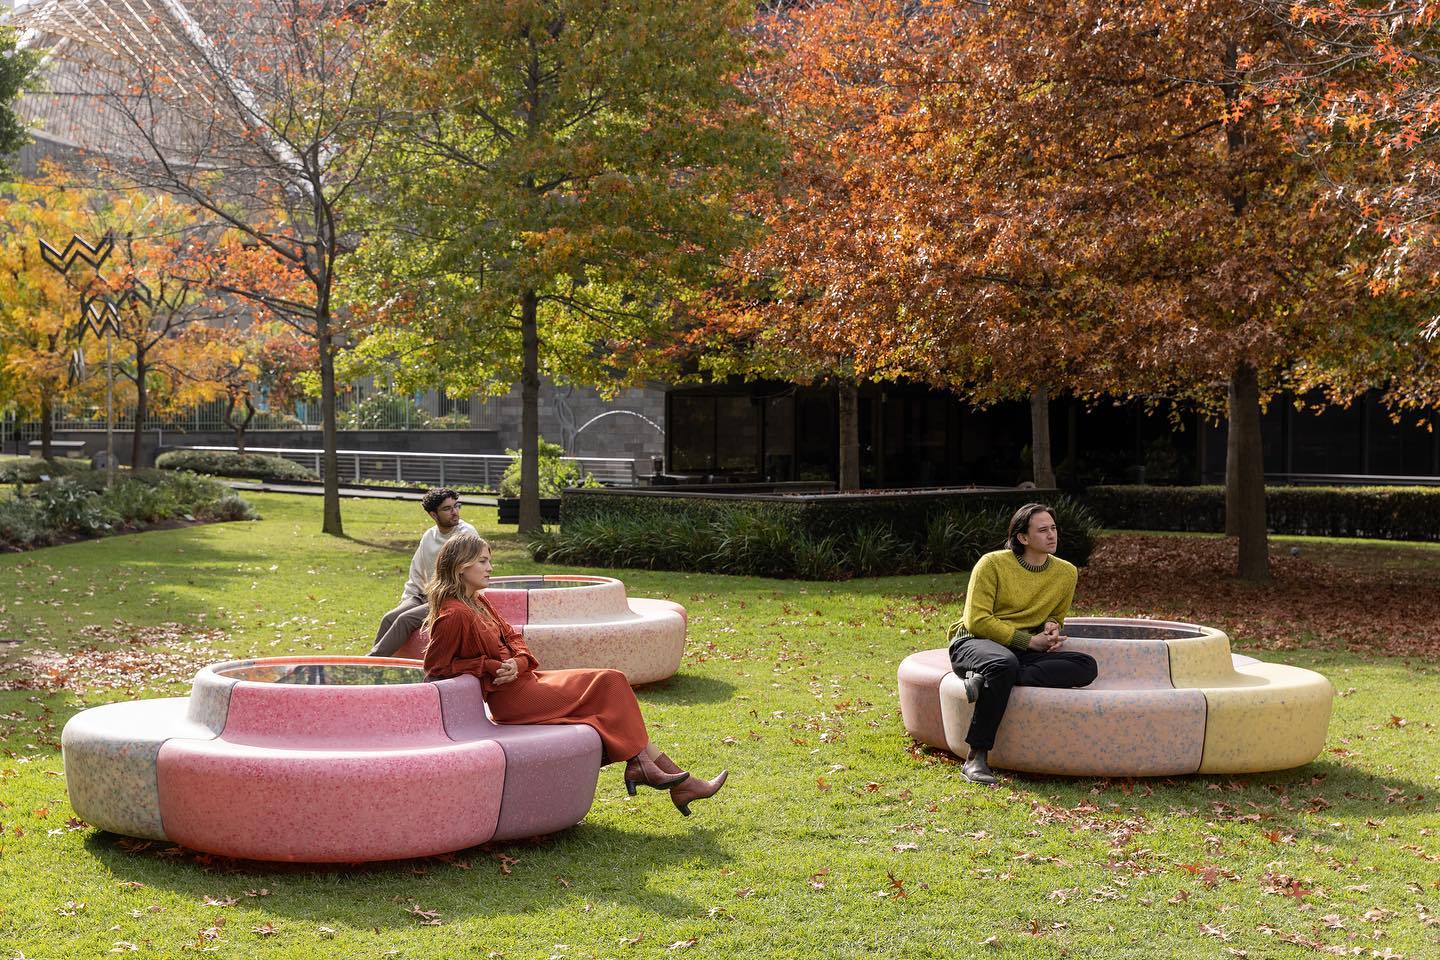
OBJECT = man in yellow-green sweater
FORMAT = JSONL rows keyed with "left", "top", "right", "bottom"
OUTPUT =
{"left": 948, "top": 503, "right": 1097, "bottom": 784}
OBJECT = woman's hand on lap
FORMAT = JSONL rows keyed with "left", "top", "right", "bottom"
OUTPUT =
{"left": 494, "top": 658, "right": 520, "bottom": 685}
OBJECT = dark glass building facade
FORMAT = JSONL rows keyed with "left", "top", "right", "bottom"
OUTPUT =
{"left": 664, "top": 381, "right": 1440, "bottom": 487}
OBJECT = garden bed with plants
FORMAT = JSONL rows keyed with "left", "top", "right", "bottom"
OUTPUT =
{"left": 534, "top": 487, "right": 1097, "bottom": 578}
{"left": 0, "top": 469, "right": 255, "bottom": 551}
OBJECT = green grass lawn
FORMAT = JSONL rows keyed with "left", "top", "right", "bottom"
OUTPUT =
{"left": 1, "top": 493, "right": 1437, "bottom": 959}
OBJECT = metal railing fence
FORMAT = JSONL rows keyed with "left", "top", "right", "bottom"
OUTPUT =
{"left": 5, "top": 387, "right": 490, "bottom": 437}
{"left": 180, "top": 445, "right": 639, "bottom": 488}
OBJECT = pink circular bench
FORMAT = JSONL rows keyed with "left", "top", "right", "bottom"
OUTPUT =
{"left": 393, "top": 575, "right": 687, "bottom": 685}
{"left": 61, "top": 656, "right": 601, "bottom": 862}
{"left": 899, "top": 617, "right": 1333, "bottom": 776}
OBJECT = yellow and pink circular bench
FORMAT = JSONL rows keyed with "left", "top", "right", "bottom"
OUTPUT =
{"left": 898, "top": 617, "right": 1334, "bottom": 776}
{"left": 392, "top": 575, "right": 687, "bottom": 685}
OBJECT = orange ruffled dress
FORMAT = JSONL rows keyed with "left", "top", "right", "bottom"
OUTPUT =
{"left": 424, "top": 595, "right": 648, "bottom": 762}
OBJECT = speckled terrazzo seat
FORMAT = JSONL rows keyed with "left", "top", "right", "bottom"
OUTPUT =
{"left": 392, "top": 576, "right": 687, "bottom": 685}
{"left": 62, "top": 656, "right": 602, "bottom": 862}
{"left": 898, "top": 617, "right": 1334, "bottom": 777}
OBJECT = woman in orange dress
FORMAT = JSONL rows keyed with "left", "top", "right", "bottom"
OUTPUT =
{"left": 422, "top": 533, "right": 726, "bottom": 816}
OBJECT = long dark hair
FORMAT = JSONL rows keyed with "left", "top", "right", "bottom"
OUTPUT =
{"left": 1006, "top": 503, "right": 1056, "bottom": 556}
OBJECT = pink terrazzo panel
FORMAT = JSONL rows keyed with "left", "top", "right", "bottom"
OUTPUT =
{"left": 522, "top": 611, "right": 685, "bottom": 685}
{"left": 897, "top": 649, "right": 951, "bottom": 750}
{"left": 633, "top": 596, "right": 687, "bottom": 628}
{"left": 526, "top": 577, "right": 629, "bottom": 624}
{"left": 220, "top": 675, "right": 442, "bottom": 749}
{"left": 157, "top": 738, "right": 505, "bottom": 862}
{"left": 391, "top": 628, "right": 429, "bottom": 661}
{"left": 433, "top": 674, "right": 602, "bottom": 840}
{"left": 938, "top": 673, "right": 1206, "bottom": 777}
{"left": 483, "top": 588, "right": 530, "bottom": 626}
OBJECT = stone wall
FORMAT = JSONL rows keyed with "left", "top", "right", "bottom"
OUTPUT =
{"left": 471, "top": 382, "right": 666, "bottom": 463}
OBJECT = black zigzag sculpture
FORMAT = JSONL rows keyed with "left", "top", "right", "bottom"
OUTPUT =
{"left": 77, "top": 294, "right": 122, "bottom": 338}
{"left": 38, "top": 234, "right": 115, "bottom": 275}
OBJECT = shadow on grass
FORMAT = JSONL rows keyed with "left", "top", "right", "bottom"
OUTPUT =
{"left": 340, "top": 534, "right": 413, "bottom": 554}
{"left": 914, "top": 748, "right": 1436, "bottom": 823}
{"left": 83, "top": 821, "right": 726, "bottom": 924}
{"left": 635, "top": 674, "right": 736, "bottom": 706}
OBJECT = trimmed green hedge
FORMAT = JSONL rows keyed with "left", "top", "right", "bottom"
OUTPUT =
{"left": 0, "top": 457, "right": 92, "bottom": 483}
{"left": 1084, "top": 484, "right": 1440, "bottom": 542}
{"left": 156, "top": 449, "right": 318, "bottom": 482}
{"left": 0, "top": 470, "right": 254, "bottom": 550}
{"left": 534, "top": 488, "right": 1097, "bottom": 579}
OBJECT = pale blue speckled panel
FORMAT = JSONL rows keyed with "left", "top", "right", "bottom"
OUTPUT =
{"left": 62, "top": 698, "right": 219, "bottom": 840}
{"left": 186, "top": 664, "right": 241, "bottom": 733}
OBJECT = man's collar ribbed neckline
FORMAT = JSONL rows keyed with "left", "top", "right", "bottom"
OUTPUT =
{"left": 1016, "top": 554, "right": 1051, "bottom": 573}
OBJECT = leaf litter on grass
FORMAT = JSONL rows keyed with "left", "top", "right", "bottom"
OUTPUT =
{"left": 0, "top": 621, "right": 227, "bottom": 693}
{"left": 1074, "top": 534, "right": 1440, "bottom": 656}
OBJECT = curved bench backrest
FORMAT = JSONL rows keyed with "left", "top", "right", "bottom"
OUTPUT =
{"left": 431, "top": 674, "right": 498, "bottom": 740}
{"left": 483, "top": 588, "right": 529, "bottom": 626}
{"left": 1061, "top": 637, "right": 1174, "bottom": 690}
{"left": 221, "top": 681, "right": 449, "bottom": 748}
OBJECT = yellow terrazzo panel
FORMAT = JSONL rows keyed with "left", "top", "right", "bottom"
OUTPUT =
{"left": 1164, "top": 628, "right": 1237, "bottom": 687}
{"left": 1193, "top": 662, "right": 1335, "bottom": 774}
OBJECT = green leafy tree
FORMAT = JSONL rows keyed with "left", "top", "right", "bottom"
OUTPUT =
{"left": 0, "top": 25, "right": 39, "bottom": 174}
{"left": 353, "top": 0, "right": 777, "bottom": 533}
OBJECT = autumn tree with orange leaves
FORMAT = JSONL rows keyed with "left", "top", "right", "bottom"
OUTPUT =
{"left": 728, "top": 1, "right": 1393, "bottom": 580}
{"left": 1246, "top": 0, "right": 1440, "bottom": 419}
{"left": 11, "top": 0, "right": 400, "bottom": 536}
{"left": 0, "top": 179, "right": 94, "bottom": 459}
{"left": 89, "top": 194, "right": 227, "bottom": 468}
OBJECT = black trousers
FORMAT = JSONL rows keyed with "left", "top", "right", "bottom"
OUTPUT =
{"left": 947, "top": 634, "right": 1098, "bottom": 752}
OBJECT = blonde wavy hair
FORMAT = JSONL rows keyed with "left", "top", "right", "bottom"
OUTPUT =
{"left": 423, "top": 533, "right": 499, "bottom": 634}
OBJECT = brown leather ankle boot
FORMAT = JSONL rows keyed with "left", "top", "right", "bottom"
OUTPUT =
{"left": 668, "top": 769, "right": 728, "bottom": 816}
{"left": 624, "top": 754, "right": 689, "bottom": 795}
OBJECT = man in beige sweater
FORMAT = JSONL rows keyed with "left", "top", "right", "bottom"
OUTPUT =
{"left": 368, "top": 488, "right": 478, "bottom": 657}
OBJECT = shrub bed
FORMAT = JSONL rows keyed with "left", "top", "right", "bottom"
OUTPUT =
{"left": 156, "top": 449, "right": 318, "bottom": 482}
{"left": 533, "top": 488, "right": 1097, "bottom": 579}
{"left": 0, "top": 470, "right": 254, "bottom": 550}
{"left": 1084, "top": 484, "right": 1440, "bottom": 542}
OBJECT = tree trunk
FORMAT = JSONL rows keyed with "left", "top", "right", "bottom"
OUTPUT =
{"left": 837, "top": 380, "right": 860, "bottom": 491}
{"left": 235, "top": 396, "right": 254, "bottom": 455}
{"left": 132, "top": 355, "right": 147, "bottom": 469}
{"left": 1030, "top": 385, "right": 1056, "bottom": 488}
{"left": 318, "top": 318, "right": 344, "bottom": 536}
{"left": 1226, "top": 362, "right": 1269, "bottom": 581}
{"left": 1224, "top": 384, "right": 1241, "bottom": 536}
{"left": 518, "top": 288, "right": 542, "bottom": 535}
{"left": 39, "top": 395, "right": 52, "bottom": 460}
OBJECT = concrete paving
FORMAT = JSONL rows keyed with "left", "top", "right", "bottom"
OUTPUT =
{"left": 222, "top": 480, "right": 498, "bottom": 505}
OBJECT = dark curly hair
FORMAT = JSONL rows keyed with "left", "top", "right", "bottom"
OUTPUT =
{"left": 421, "top": 488, "right": 460, "bottom": 514}
{"left": 1006, "top": 502, "right": 1056, "bottom": 556}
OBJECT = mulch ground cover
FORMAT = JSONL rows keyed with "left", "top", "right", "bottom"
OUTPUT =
{"left": 1075, "top": 534, "right": 1440, "bottom": 659}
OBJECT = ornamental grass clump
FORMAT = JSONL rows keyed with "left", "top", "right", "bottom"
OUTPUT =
{"left": 532, "top": 494, "right": 1099, "bottom": 580}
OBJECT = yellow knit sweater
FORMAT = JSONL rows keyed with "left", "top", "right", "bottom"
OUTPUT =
{"left": 950, "top": 549, "right": 1077, "bottom": 651}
